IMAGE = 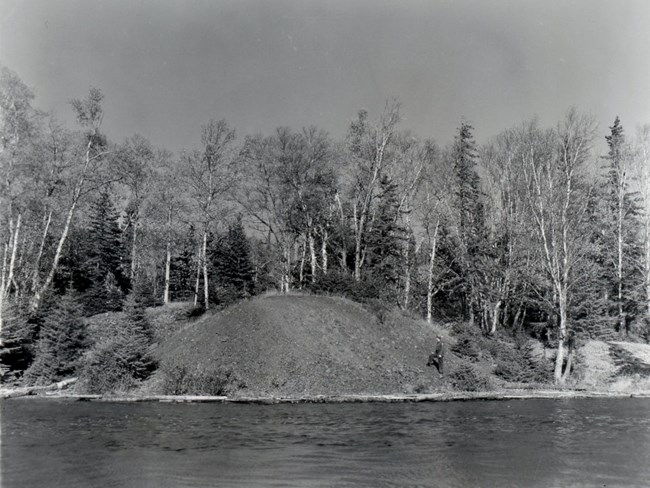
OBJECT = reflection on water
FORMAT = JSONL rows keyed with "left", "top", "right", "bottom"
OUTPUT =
{"left": 2, "top": 397, "right": 650, "bottom": 487}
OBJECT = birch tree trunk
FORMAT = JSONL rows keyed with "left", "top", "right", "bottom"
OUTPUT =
{"left": 320, "top": 228, "right": 328, "bottom": 276}
{"left": 309, "top": 232, "right": 317, "bottom": 283}
{"left": 202, "top": 228, "right": 209, "bottom": 309}
{"left": 4, "top": 214, "right": 20, "bottom": 299}
{"left": 164, "top": 240, "right": 171, "bottom": 305}
{"left": 426, "top": 219, "right": 440, "bottom": 324}
{"left": 194, "top": 242, "right": 201, "bottom": 307}
{"left": 618, "top": 199, "right": 624, "bottom": 333}
{"left": 353, "top": 202, "right": 365, "bottom": 281}
{"left": 554, "top": 289, "right": 568, "bottom": 383}
{"left": 130, "top": 217, "right": 138, "bottom": 283}
{"left": 32, "top": 197, "right": 76, "bottom": 311}
{"left": 31, "top": 209, "right": 52, "bottom": 293}
{"left": 0, "top": 243, "right": 8, "bottom": 339}
{"left": 281, "top": 243, "right": 292, "bottom": 293}
{"left": 163, "top": 206, "right": 172, "bottom": 305}
{"left": 298, "top": 237, "right": 306, "bottom": 288}
{"left": 490, "top": 300, "right": 502, "bottom": 335}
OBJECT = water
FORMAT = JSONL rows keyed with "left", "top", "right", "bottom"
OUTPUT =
{"left": 2, "top": 398, "right": 650, "bottom": 487}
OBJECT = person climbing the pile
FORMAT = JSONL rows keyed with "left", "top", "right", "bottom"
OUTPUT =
{"left": 427, "top": 336, "right": 444, "bottom": 378}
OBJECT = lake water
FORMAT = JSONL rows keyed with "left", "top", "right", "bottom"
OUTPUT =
{"left": 2, "top": 397, "right": 650, "bottom": 487}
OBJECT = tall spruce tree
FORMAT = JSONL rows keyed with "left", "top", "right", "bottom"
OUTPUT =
{"left": 603, "top": 117, "right": 642, "bottom": 334}
{"left": 452, "top": 122, "right": 486, "bottom": 324}
{"left": 222, "top": 218, "right": 255, "bottom": 296}
{"left": 169, "top": 225, "right": 197, "bottom": 302}
{"left": 123, "top": 277, "right": 154, "bottom": 342}
{"left": 23, "top": 291, "right": 86, "bottom": 385}
{"left": 209, "top": 218, "right": 255, "bottom": 301}
{"left": 365, "top": 175, "right": 407, "bottom": 299}
{"left": 0, "top": 300, "right": 33, "bottom": 379}
{"left": 571, "top": 186, "right": 618, "bottom": 339}
{"left": 81, "top": 190, "right": 128, "bottom": 314}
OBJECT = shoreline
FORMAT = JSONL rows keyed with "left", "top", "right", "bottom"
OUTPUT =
{"left": 3, "top": 389, "right": 650, "bottom": 404}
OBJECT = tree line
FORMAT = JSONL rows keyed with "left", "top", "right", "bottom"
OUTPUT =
{"left": 2, "top": 65, "right": 650, "bottom": 385}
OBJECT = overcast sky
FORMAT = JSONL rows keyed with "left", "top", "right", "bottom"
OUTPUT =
{"left": 2, "top": 0, "right": 650, "bottom": 152}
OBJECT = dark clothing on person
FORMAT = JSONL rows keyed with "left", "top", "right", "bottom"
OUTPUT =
{"left": 433, "top": 355, "right": 443, "bottom": 375}
{"left": 568, "top": 331, "right": 576, "bottom": 352}
{"left": 427, "top": 339, "right": 444, "bottom": 375}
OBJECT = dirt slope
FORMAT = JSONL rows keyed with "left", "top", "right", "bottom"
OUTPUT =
{"left": 157, "top": 295, "right": 449, "bottom": 397}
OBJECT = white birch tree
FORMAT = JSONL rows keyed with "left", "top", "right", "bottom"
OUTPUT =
{"left": 182, "top": 119, "right": 238, "bottom": 309}
{"left": 520, "top": 111, "right": 595, "bottom": 384}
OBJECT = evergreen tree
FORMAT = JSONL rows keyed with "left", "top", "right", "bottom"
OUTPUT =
{"left": 53, "top": 226, "right": 92, "bottom": 295}
{"left": 451, "top": 122, "right": 487, "bottom": 324}
{"left": 603, "top": 117, "right": 642, "bottom": 334}
{"left": 123, "top": 277, "right": 154, "bottom": 342}
{"left": 0, "top": 300, "right": 34, "bottom": 380}
{"left": 365, "top": 175, "right": 407, "bottom": 295}
{"left": 209, "top": 218, "right": 255, "bottom": 302}
{"left": 78, "top": 278, "right": 156, "bottom": 393}
{"left": 23, "top": 291, "right": 86, "bottom": 385}
{"left": 170, "top": 225, "right": 197, "bottom": 301}
{"left": 571, "top": 187, "right": 617, "bottom": 339}
{"left": 222, "top": 217, "right": 255, "bottom": 295}
{"left": 81, "top": 190, "right": 129, "bottom": 314}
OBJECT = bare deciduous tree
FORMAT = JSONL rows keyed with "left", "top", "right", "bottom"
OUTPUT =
{"left": 521, "top": 111, "right": 596, "bottom": 384}
{"left": 182, "top": 119, "right": 238, "bottom": 309}
{"left": 347, "top": 100, "right": 401, "bottom": 281}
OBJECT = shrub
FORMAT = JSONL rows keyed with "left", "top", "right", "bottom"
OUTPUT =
{"left": 123, "top": 290, "right": 154, "bottom": 342}
{"left": 185, "top": 304, "right": 206, "bottom": 319}
{"left": 0, "top": 302, "right": 35, "bottom": 381}
{"left": 448, "top": 364, "right": 492, "bottom": 391}
{"left": 449, "top": 324, "right": 483, "bottom": 361}
{"left": 78, "top": 335, "right": 156, "bottom": 394}
{"left": 306, "top": 269, "right": 398, "bottom": 306}
{"left": 161, "top": 363, "right": 243, "bottom": 396}
{"left": 77, "top": 288, "right": 157, "bottom": 394}
{"left": 210, "top": 285, "right": 244, "bottom": 310}
{"left": 450, "top": 336, "right": 481, "bottom": 361}
{"left": 492, "top": 341, "right": 553, "bottom": 383}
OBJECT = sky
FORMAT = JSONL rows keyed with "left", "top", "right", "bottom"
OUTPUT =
{"left": 2, "top": 0, "right": 650, "bottom": 153}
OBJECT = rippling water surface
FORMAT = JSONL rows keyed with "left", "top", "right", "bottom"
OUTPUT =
{"left": 2, "top": 397, "right": 650, "bottom": 487}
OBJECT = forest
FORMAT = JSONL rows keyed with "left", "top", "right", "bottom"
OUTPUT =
{"left": 2, "top": 63, "right": 650, "bottom": 390}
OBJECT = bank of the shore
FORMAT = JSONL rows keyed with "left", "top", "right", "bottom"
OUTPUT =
{"left": 4, "top": 389, "right": 650, "bottom": 404}
{"left": 6, "top": 295, "right": 650, "bottom": 398}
